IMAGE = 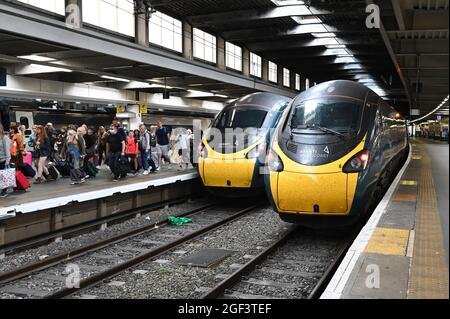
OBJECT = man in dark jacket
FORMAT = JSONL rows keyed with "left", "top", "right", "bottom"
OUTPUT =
{"left": 106, "top": 125, "right": 126, "bottom": 182}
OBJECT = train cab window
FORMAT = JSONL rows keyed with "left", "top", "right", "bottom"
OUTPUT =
{"left": 290, "top": 97, "right": 362, "bottom": 134}
{"left": 19, "top": 117, "right": 31, "bottom": 136}
{"left": 213, "top": 108, "right": 268, "bottom": 129}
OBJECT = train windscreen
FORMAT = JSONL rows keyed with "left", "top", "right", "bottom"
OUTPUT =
{"left": 290, "top": 98, "right": 362, "bottom": 134}
{"left": 213, "top": 107, "right": 268, "bottom": 130}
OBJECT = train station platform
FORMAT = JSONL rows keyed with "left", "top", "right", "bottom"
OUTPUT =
{"left": 0, "top": 166, "right": 200, "bottom": 247}
{"left": 322, "top": 138, "right": 449, "bottom": 299}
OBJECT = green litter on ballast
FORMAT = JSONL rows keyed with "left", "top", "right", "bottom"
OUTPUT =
{"left": 167, "top": 216, "right": 193, "bottom": 226}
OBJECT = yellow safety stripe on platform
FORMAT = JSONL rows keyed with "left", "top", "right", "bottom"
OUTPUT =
{"left": 400, "top": 180, "right": 418, "bottom": 186}
{"left": 365, "top": 227, "right": 410, "bottom": 256}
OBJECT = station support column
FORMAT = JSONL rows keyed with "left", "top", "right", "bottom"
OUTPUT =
{"left": 127, "top": 105, "right": 143, "bottom": 131}
{"left": 135, "top": 3, "right": 149, "bottom": 46}
{"left": 217, "top": 37, "right": 226, "bottom": 70}
{"left": 262, "top": 59, "right": 269, "bottom": 82}
{"left": 183, "top": 21, "right": 193, "bottom": 60}
{"left": 242, "top": 47, "right": 250, "bottom": 77}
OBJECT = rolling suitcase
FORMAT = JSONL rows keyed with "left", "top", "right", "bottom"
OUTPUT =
{"left": 23, "top": 152, "right": 32, "bottom": 166}
{"left": 15, "top": 170, "right": 30, "bottom": 191}
{"left": 55, "top": 160, "right": 71, "bottom": 177}
{"left": 20, "top": 163, "right": 36, "bottom": 178}
{"left": 47, "top": 164, "right": 60, "bottom": 180}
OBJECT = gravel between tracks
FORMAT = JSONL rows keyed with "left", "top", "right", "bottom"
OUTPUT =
{"left": 0, "top": 198, "right": 210, "bottom": 273}
{"left": 71, "top": 207, "right": 291, "bottom": 299}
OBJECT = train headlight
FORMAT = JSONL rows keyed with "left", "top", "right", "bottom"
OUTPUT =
{"left": 343, "top": 150, "right": 370, "bottom": 173}
{"left": 267, "top": 149, "right": 284, "bottom": 172}
{"left": 198, "top": 143, "right": 208, "bottom": 158}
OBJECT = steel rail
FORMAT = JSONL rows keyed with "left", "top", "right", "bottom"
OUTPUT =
{"left": 44, "top": 205, "right": 259, "bottom": 299}
{"left": 202, "top": 228, "right": 355, "bottom": 300}
{"left": 201, "top": 225, "right": 298, "bottom": 299}
{"left": 0, "top": 202, "right": 216, "bottom": 285}
{"left": 0, "top": 194, "right": 204, "bottom": 255}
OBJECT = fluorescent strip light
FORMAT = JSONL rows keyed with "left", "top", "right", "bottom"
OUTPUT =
{"left": 271, "top": 0, "right": 305, "bottom": 6}
{"left": 18, "top": 55, "right": 56, "bottom": 62}
{"left": 214, "top": 94, "right": 229, "bottom": 98}
{"left": 312, "top": 32, "right": 336, "bottom": 38}
{"left": 291, "top": 16, "right": 321, "bottom": 25}
{"left": 101, "top": 75, "right": 130, "bottom": 83}
{"left": 410, "top": 95, "right": 450, "bottom": 124}
{"left": 28, "top": 64, "right": 72, "bottom": 73}
{"left": 150, "top": 84, "right": 174, "bottom": 89}
{"left": 326, "top": 44, "right": 346, "bottom": 49}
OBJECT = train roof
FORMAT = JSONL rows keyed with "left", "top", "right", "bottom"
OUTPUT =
{"left": 225, "top": 92, "right": 292, "bottom": 111}
{"left": 292, "top": 80, "right": 374, "bottom": 104}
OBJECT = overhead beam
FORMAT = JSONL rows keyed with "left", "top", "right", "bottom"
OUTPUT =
{"left": 222, "top": 24, "right": 370, "bottom": 42}
{"left": 188, "top": 5, "right": 336, "bottom": 27}
{"left": 247, "top": 37, "right": 384, "bottom": 52}
{"left": 391, "top": 0, "right": 406, "bottom": 30}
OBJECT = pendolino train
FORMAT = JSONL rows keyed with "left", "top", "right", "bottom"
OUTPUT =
{"left": 265, "top": 80, "right": 409, "bottom": 227}
{"left": 198, "top": 92, "right": 291, "bottom": 197}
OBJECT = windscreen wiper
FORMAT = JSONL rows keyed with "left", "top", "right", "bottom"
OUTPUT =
{"left": 313, "top": 125, "right": 349, "bottom": 139}
{"left": 292, "top": 124, "right": 349, "bottom": 140}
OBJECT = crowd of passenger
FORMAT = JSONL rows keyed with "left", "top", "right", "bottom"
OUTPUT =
{"left": 0, "top": 118, "right": 194, "bottom": 198}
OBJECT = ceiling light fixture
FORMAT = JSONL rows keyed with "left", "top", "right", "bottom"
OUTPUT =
{"left": 17, "top": 55, "right": 56, "bottom": 62}
{"left": 101, "top": 75, "right": 131, "bottom": 83}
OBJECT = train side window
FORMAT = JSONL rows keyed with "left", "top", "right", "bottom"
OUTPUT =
{"left": 19, "top": 116, "right": 32, "bottom": 136}
{"left": 19, "top": 116, "right": 29, "bottom": 129}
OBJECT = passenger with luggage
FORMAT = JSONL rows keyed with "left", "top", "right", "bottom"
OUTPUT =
{"left": 156, "top": 121, "right": 172, "bottom": 165}
{"left": 46, "top": 123, "right": 57, "bottom": 161}
{"left": 9, "top": 126, "right": 25, "bottom": 168}
{"left": 34, "top": 125, "right": 53, "bottom": 184}
{"left": 96, "top": 126, "right": 108, "bottom": 168}
{"left": 61, "top": 129, "right": 86, "bottom": 185}
{"left": 106, "top": 125, "right": 126, "bottom": 182}
{"left": 126, "top": 130, "right": 139, "bottom": 174}
{"left": 55, "top": 127, "right": 67, "bottom": 160}
{"left": 83, "top": 127, "right": 97, "bottom": 166}
{"left": 138, "top": 125, "right": 150, "bottom": 175}
{"left": 28, "top": 125, "right": 40, "bottom": 169}
{"left": 150, "top": 126, "right": 160, "bottom": 171}
{"left": 0, "top": 124, "right": 12, "bottom": 198}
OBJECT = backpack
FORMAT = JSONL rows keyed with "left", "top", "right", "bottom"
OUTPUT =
{"left": 117, "top": 156, "right": 131, "bottom": 177}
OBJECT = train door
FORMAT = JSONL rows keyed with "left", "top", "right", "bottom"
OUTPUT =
{"left": 15, "top": 111, "right": 34, "bottom": 151}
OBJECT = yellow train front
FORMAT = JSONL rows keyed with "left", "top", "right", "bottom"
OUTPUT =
{"left": 198, "top": 92, "right": 291, "bottom": 197}
{"left": 265, "top": 80, "right": 408, "bottom": 228}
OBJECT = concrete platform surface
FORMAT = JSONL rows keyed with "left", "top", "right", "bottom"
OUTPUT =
{"left": 0, "top": 164, "right": 198, "bottom": 219}
{"left": 322, "top": 138, "right": 449, "bottom": 299}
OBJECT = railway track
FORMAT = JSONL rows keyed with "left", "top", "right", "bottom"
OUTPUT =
{"left": 0, "top": 194, "right": 203, "bottom": 256}
{"left": 201, "top": 227, "right": 353, "bottom": 299}
{"left": 0, "top": 203, "right": 258, "bottom": 299}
